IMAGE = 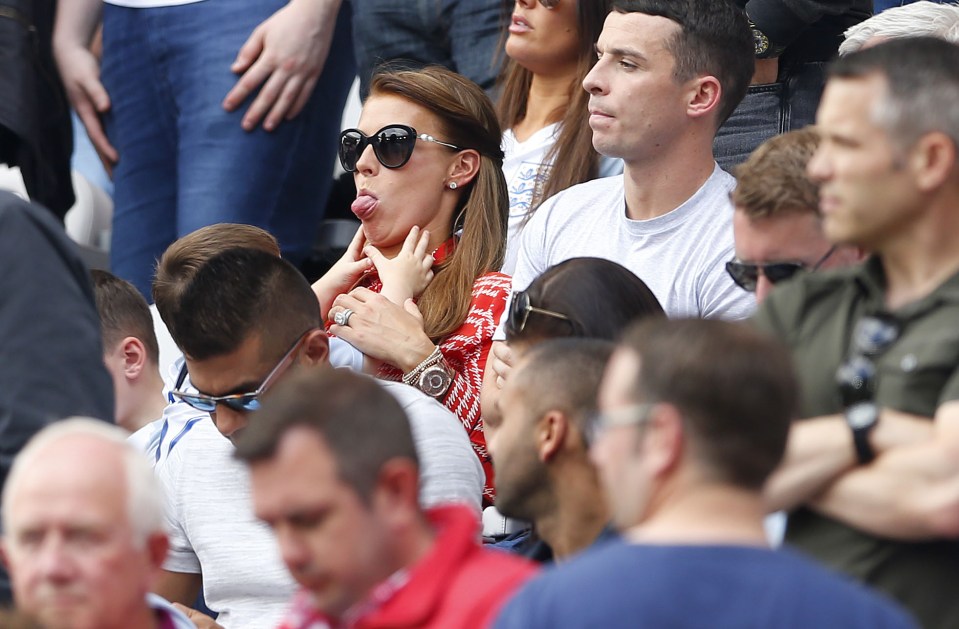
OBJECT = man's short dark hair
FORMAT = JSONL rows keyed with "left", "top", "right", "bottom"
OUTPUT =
{"left": 91, "top": 269, "right": 160, "bottom": 365}
{"left": 152, "top": 224, "right": 280, "bottom": 341}
{"left": 514, "top": 338, "right": 615, "bottom": 437}
{"left": 172, "top": 248, "right": 320, "bottom": 361}
{"left": 613, "top": 0, "right": 754, "bottom": 125}
{"left": 828, "top": 37, "right": 959, "bottom": 151}
{"left": 619, "top": 319, "right": 797, "bottom": 490}
{"left": 234, "top": 368, "right": 420, "bottom": 502}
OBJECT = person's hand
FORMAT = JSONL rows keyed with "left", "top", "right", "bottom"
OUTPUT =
{"left": 171, "top": 603, "right": 225, "bottom": 629}
{"left": 223, "top": 0, "right": 340, "bottom": 131}
{"left": 366, "top": 226, "right": 435, "bottom": 304}
{"left": 328, "top": 288, "right": 435, "bottom": 372}
{"left": 490, "top": 341, "right": 514, "bottom": 389}
{"left": 53, "top": 41, "right": 118, "bottom": 175}
{"left": 312, "top": 225, "right": 372, "bottom": 318}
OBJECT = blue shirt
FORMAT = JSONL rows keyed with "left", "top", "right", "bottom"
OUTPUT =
{"left": 494, "top": 541, "right": 917, "bottom": 629}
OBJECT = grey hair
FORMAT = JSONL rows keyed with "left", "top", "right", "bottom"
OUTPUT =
{"left": 830, "top": 37, "right": 959, "bottom": 153}
{"left": 840, "top": 2, "right": 959, "bottom": 56}
{"left": 2, "top": 418, "right": 166, "bottom": 547}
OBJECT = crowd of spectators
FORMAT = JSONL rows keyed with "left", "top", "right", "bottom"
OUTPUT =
{"left": 2, "top": 0, "right": 959, "bottom": 628}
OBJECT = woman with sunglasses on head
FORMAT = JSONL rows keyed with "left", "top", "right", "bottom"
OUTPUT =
{"left": 480, "top": 257, "right": 664, "bottom": 536}
{"left": 498, "top": 0, "right": 618, "bottom": 274}
{"left": 483, "top": 257, "right": 664, "bottom": 421}
{"left": 318, "top": 66, "right": 510, "bottom": 505}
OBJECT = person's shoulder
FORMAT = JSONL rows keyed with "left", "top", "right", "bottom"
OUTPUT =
{"left": 772, "top": 550, "right": 918, "bottom": 627}
{"left": 474, "top": 272, "right": 512, "bottom": 294}
{"left": 532, "top": 176, "right": 623, "bottom": 222}
{"left": 756, "top": 263, "right": 865, "bottom": 334}
{"left": 548, "top": 175, "right": 623, "bottom": 206}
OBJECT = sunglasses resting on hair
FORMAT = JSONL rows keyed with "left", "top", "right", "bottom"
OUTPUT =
{"left": 338, "top": 124, "right": 461, "bottom": 172}
{"left": 505, "top": 290, "right": 573, "bottom": 337}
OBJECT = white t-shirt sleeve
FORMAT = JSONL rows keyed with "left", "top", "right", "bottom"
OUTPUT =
{"left": 156, "top": 448, "right": 201, "bottom": 574}
{"left": 696, "top": 239, "right": 757, "bottom": 321}
{"left": 381, "top": 381, "right": 484, "bottom": 513}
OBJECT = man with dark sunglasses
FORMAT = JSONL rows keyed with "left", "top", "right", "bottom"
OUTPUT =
{"left": 729, "top": 128, "right": 862, "bottom": 303}
{"left": 754, "top": 39, "right": 959, "bottom": 628}
{"left": 151, "top": 248, "right": 482, "bottom": 627}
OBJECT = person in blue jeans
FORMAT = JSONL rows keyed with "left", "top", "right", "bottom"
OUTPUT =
{"left": 54, "top": 0, "right": 355, "bottom": 298}
{"left": 715, "top": 0, "right": 871, "bottom": 173}
{"left": 351, "top": 0, "right": 504, "bottom": 98}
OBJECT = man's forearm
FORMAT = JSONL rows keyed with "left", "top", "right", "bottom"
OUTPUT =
{"left": 764, "top": 414, "right": 855, "bottom": 512}
{"left": 764, "top": 409, "right": 935, "bottom": 513}
{"left": 53, "top": 0, "right": 103, "bottom": 49}
{"left": 811, "top": 440, "right": 959, "bottom": 540}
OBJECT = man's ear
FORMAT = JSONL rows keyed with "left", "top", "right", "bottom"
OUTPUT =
{"left": 0, "top": 539, "right": 10, "bottom": 570}
{"left": 301, "top": 329, "right": 330, "bottom": 366}
{"left": 146, "top": 532, "right": 169, "bottom": 572}
{"left": 446, "top": 149, "right": 481, "bottom": 189}
{"left": 642, "top": 404, "right": 685, "bottom": 479}
{"left": 120, "top": 336, "right": 148, "bottom": 380}
{"left": 910, "top": 131, "right": 957, "bottom": 193}
{"left": 687, "top": 75, "right": 722, "bottom": 121}
{"left": 372, "top": 458, "right": 421, "bottom": 527}
{"left": 536, "top": 410, "right": 569, "bottom": 463}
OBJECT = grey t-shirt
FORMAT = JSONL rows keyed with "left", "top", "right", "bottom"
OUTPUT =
{"left": 511, "top": 165, "right": 755, "bottom": 321}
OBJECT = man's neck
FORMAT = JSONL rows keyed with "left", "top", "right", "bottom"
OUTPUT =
{"left": 535, "top": 468, "right": 609, "bottom": 561}
{"left": 622, "top": 147, "right": 716, "bottom": 221}
{"left": 624, "top": 484, "right": 768, "bottom": 547}
{"left": 126, "top": 374, "right": 169, "bottom": 433}
{"left": 880, "top": 192, "right": 959, "bottom": 310}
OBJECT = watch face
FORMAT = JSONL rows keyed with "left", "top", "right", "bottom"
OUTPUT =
{"left": 753, "top": 28, "right": 769, "bottom": 56}
{"left": 847, "top": 403, "right": 878, "bottom": 430}
{"left": 420, "top": 368, "right": 452, "bottom": 397}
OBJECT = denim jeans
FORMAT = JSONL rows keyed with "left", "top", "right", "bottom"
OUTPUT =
{"left": 350, "top": 0, "right": 503, "bottom": 98}
{"left": 713, "top": 61, "right": 825, "bottom": 174}
{"left": 101, "top": 0, "right": 355, "bottom": 298}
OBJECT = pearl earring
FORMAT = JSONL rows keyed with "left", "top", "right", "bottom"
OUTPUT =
{"left": 448, "top": 181, "right": 458, "bottom": 190}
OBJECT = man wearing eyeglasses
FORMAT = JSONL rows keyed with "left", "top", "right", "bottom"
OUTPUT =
{"left": 494, "top": 319, "right": 915, "bottom": 628}
{"left": 754, "top": 39, "right": 959, "bottom": 628}
{"left": 727, "top": 128, "right": 862, "bottom": 304}
{"left": 151, "top": 248, "right": 482, "bottom": 627}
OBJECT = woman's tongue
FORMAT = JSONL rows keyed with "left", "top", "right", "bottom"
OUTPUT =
{"left": 351, "top": 194, "right": 377, "bottom": 219}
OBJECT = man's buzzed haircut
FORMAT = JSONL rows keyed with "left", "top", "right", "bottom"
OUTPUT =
{"left": 829, "top": 37, "right": 959, "bottom": 151}
{"left": 91, "top": 269, "right": 160, "bottom": 366}
{"left": 612, "top": 0, "right": 754, "bottom": 125}
{"left": 172, "top": 248, "right": 320, "bottom": 361}
{"left": 619, "top": 319, "right": 797, "bottom": 490}
{"left": 513, "top": 338, "right": 615, "bottom": 435}
{"left": 234, "top": 368, "right": 419, "bottom": 503}
{"left": 152, "top": 223, "right": 280, "bottom": 337}
{"left": 732, "top": 128, "right": 821, "bottom": 220}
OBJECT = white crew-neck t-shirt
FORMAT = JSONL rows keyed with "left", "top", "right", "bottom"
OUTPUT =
{"left": 501, "top": 124, "right": 623, "bottom": 275}
{"left": 509, "top": 164, "right": 755, "bottom": 321}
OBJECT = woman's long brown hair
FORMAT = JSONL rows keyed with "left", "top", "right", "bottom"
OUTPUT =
{"left": 370, "top": 67, "right": 508, "bottom": 341}
{"left": 495, "top": 0, "right": 612, "bottom": 212}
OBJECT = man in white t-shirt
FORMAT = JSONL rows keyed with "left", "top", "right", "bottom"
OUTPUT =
{"left": 153, "top": 248, "right": 483, "bottom": 628}
{"left": 509, "top": 0, "right": 756, "bottom": 321}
